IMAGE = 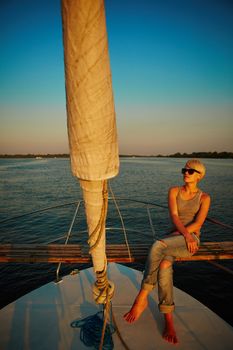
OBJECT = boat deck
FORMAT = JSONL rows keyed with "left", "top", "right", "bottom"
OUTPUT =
{"left": 1, "top": 263, "right": 233, "bottom": 350}
{"left": 0, "top": 241, "right": 233, "bottom": 263}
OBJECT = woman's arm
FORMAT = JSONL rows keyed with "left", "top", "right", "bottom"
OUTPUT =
{"left": 185, "top": 193, "right": 211, "bottom": 233}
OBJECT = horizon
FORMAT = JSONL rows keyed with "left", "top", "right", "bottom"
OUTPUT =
{"left": 0, "top": 151, "right": 232, "bottom": 158}
{"left": 1, "top": 0, "right": 233, "bottom": 155}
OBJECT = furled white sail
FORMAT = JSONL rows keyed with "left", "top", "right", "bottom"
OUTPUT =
{"left": 61, "top": 0, "right": 119, "bottom": 181}
{"left": 61, "top": 0, "right": 119, "bottom": 302}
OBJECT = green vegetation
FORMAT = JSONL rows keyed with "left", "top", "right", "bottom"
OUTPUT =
{"left": 0, "top": 152, "right": 232, "bottom": 159}
{"left": 167, "top": 151, "right": 233, "bottom": 159}
{"left": 120, "top": 152, "right": 233, "bottom": 159}
{"left": 0, "top": 154, "right": 70, "bottom": 158}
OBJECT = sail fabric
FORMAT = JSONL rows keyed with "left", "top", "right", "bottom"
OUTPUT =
{"left": 61, "top": 0, "right": 119, "bottom": 275}
{"left": 61, "top": 0, "right": 119, "bottom": 181}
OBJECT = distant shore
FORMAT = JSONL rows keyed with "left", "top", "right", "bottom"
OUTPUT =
{"left": 0, "top": 152, "right": 232, "bottom": 159}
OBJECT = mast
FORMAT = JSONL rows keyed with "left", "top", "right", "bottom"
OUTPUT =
{"left": 61, "top": 0, "right": 119, "bottom": 303}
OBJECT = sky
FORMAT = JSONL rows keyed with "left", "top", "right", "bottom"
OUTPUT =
{"left": 0, "top": 0, "right": 233, "bottom": 155}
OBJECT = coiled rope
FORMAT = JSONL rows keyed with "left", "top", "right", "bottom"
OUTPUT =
{"left": 71, "top": 307, "right": 115, "bottom": 350}
{"left": 93, "top": 260, "right": 114, "bottom": 304}
{"left": 71, "top": 291, "right": 132, "bottom": 350}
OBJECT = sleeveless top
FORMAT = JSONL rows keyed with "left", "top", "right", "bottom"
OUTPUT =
{"left": 176, "top": 187, "right": 202, "bottom": 227}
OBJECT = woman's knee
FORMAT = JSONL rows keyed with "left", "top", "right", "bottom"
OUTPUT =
{"left": 149, "top": 240, "right": 166, "bottom": 255}
{"left": 159, "top": 260, "right": 172, "bottom": 269}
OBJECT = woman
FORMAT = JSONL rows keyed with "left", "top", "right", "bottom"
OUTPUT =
{"left": 124, "top": 159, "right": 211, "bottom": 345}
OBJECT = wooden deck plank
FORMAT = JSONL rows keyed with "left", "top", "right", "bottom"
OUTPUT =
{"left": 0, "top": 242, "right": 233, "bottom": 263}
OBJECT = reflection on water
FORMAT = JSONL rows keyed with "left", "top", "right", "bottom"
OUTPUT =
{"left": 0, "top": 157, "right": 233, "bottom": 325}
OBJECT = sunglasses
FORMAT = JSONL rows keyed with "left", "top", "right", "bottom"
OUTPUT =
{"left": 181, "top": 168, "right": 201, "bottom": 175}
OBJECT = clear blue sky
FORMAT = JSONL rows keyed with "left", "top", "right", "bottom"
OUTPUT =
{"left": 1, "top": 0, "right": 233, "bottom": 155}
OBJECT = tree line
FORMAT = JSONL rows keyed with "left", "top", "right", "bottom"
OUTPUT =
{"left": 0, "top": 152, "right": 232, "bottom": 159}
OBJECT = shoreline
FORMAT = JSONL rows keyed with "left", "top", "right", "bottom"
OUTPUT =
{"left": 0, "top": 152, "right": 233, "bottom": 159}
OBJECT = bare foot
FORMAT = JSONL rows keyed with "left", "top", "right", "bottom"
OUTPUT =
{"left": 124, "top": 289, "right": 149, "bottom": 323}
{"left": 163, "top": 327, "right": 178, "bottom": 344}
{"left": 163, "top": 313, "right": 178, "bottom": 345}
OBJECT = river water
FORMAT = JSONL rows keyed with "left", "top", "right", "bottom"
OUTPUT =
{"left": 0, "top": 157, "right": 233, "bottom": 325}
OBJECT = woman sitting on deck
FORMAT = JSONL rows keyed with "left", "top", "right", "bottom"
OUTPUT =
{"left": 124, "top": 159, "right": 211, "bottom": 345}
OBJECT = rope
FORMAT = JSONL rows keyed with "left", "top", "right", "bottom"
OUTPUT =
{"left": 111, "top": 311, "right": 132, "bottom": 350}
{"left": 72, "top": 273, "right": 116, "bottom": 350}
{"left": 99, "top": 289, "right": 111, "bottom": 350}
{"left": 56, "top": 202, "right": 81, "bottom": 281}
{"left": 98, "top": 282, "right": 132, "bottom": 350}
{"left": 83, "top": 180, "right": 115, "bottom": 349}
{"left": 93, "top": 262, "right": 113, "bottom": 303}
{"left": 0, "top": 201, "right": 81, "bottom": 224}
{"left": 88, "top": 180, "right": 108, "bottom": 253}
{"left": 70, "top": 308, "right": 115, "bottom": 350}
{"left": 109, "top": 182, "right": 132, "bottom": 261}
{"left": 147, "top": 205, "right": 156, "bottom": 241}
{"left": 2, "top": 198, "right": 232, "bottom": 232}
{"left": 206, "top": 217, "right": 233, "bottom": 231}
{"left": 89, "top": 183, "right": 132, "bottom": 348}
{"left": 207, "top": 260, "right": 233, "bottom": 276}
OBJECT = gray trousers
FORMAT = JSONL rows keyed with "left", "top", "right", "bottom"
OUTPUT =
{"left": 142, "top": 234, "right": 199, "bottom": 313}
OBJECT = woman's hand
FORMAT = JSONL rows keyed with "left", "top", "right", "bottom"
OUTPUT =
{"left": 184, "top": 233, "right": 198, "bottom": 254}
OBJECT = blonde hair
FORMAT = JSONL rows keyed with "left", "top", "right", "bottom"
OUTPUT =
{"left": 185, "top": 159, "right": 206, "bottom": 179}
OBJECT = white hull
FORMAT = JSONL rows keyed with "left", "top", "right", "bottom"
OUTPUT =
{"left": 1, "top": 263, "right": 233, "bottom": 349}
